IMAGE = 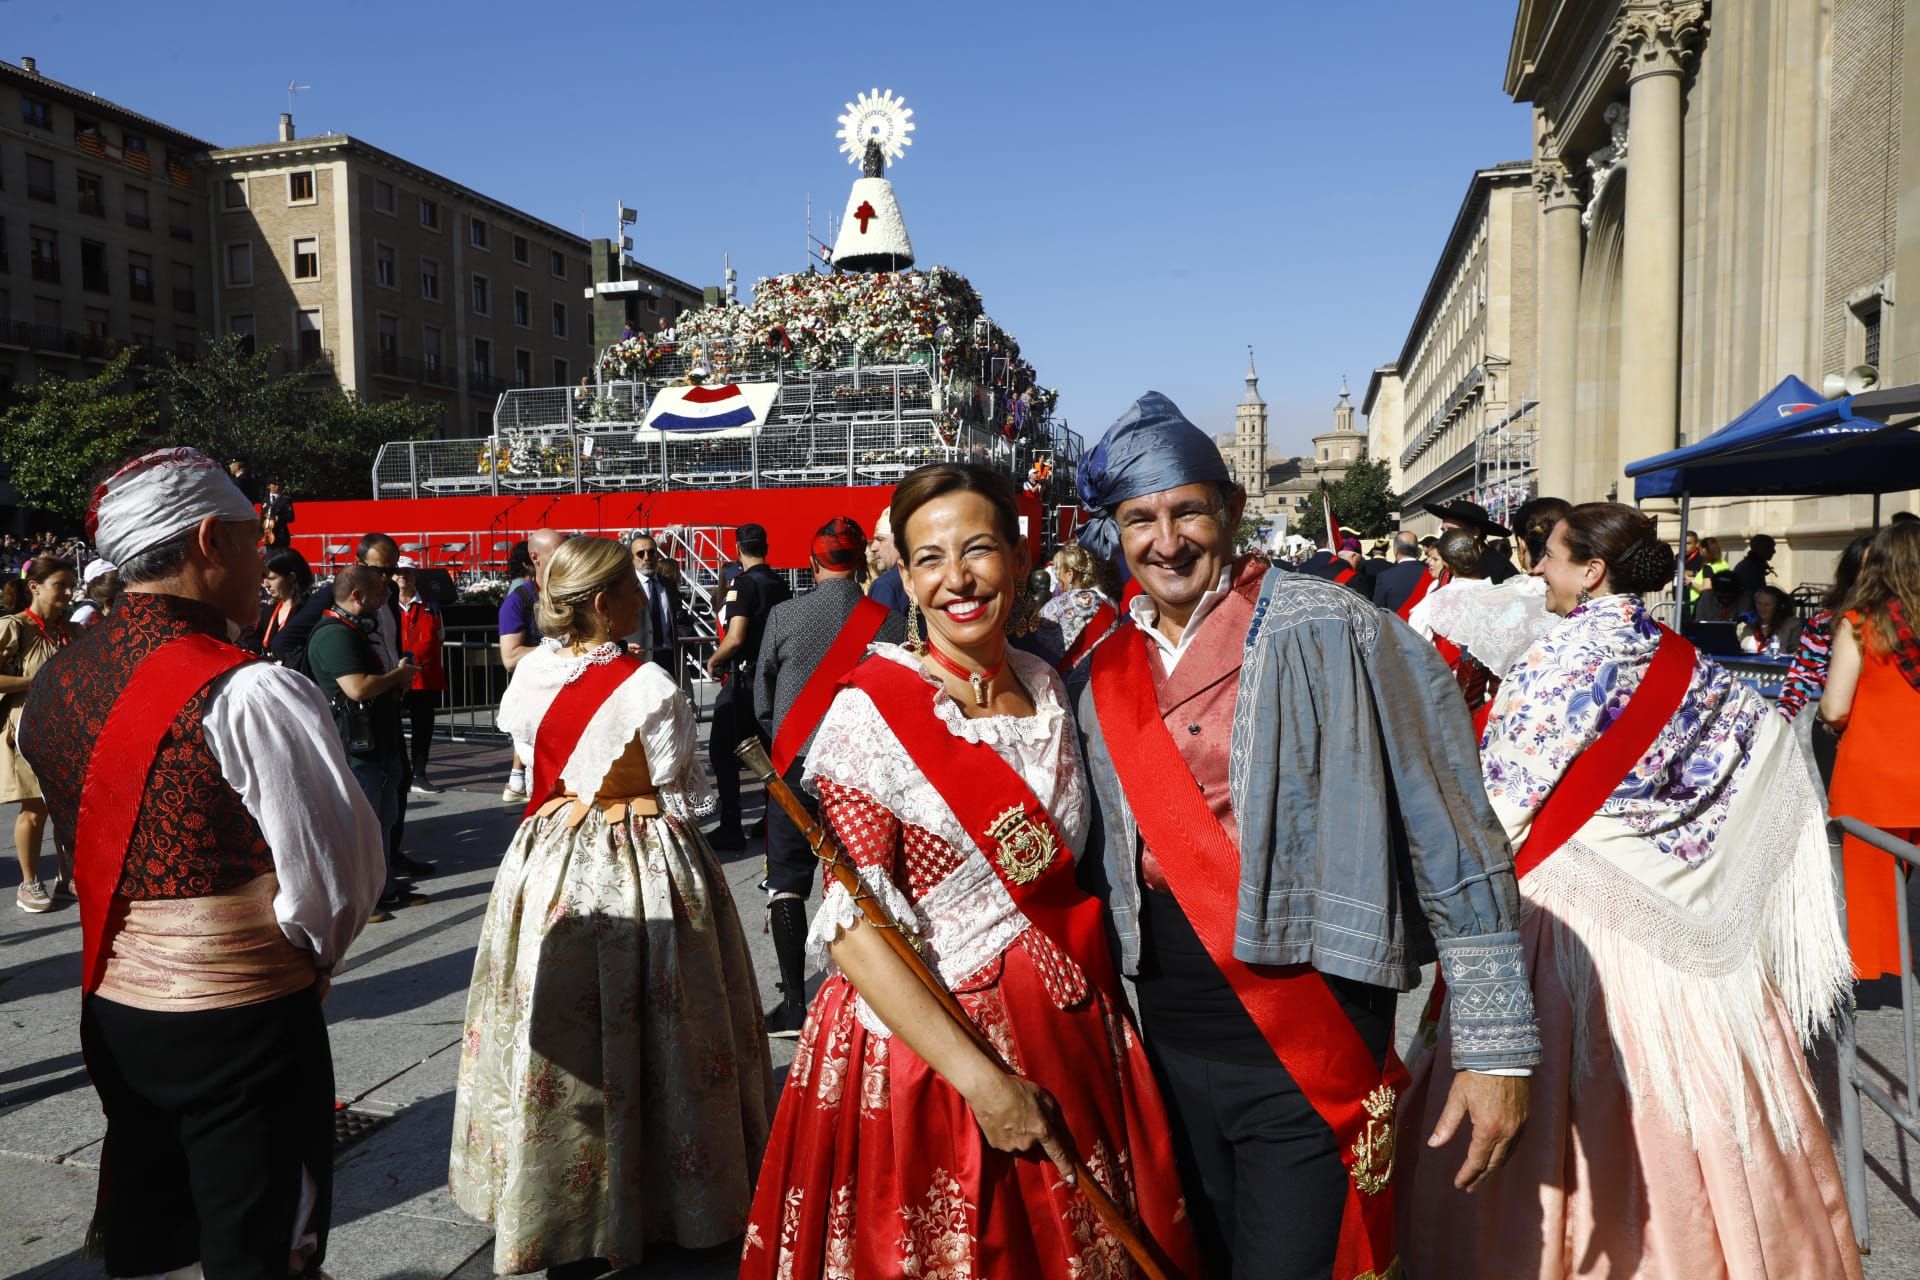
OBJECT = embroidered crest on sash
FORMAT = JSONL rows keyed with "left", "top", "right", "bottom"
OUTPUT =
{"left": 1349, "top": 1083, "right": 1398, "bottom": 1196}
{"left": 985, "top": 803, "right": 1056, "bottom": 884}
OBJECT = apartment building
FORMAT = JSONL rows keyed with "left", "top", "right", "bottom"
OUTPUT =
{"left": 0, "top": 57, "right": 217, "bottom": 396}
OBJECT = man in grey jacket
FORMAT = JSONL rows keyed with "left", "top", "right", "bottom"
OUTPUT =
{"left": 1072, "top": 393, "right": 1539, "bottom": 1280}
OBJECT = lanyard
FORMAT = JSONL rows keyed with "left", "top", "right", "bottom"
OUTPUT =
{"left": 23, "top": 608, "right": 66, "bottom": 651}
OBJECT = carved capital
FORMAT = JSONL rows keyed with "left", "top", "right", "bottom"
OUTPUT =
{"left": 1613, "top": 1, "right": 1708, "bottom": 82}
{"left": 1533, "top": 155, "right": 1581, "bottom": 211}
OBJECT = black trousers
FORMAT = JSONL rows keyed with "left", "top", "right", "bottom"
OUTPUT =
{"left": 80, "top": 986, "right": 335, "bottom": 1280}
{"left": 1140, "top": 989, "right": 1395, "bottom": 1280}
{"left": 706, "top": 681, "right": 767, "bottom": 835}
{"left": 403, "top": 688, "right": 438, "bottom": 777}
{"left": 764, "top": 759, "right": 817, "bottom": 896}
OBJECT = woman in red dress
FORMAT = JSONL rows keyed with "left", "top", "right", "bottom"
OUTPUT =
{"left": 740, "top": 464, "right": 1197, "bottom": 1279}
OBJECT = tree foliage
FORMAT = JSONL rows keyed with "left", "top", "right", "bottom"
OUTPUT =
{"left": 0, "top": 350, "right": 159, "bottom": 520}
{"left": 1287, "top": 454, "right": 1400, "bottom": 542}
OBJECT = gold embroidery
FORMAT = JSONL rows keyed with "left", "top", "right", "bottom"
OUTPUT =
{"left": 1348, "top": 1260, "right": 1403, "bottom": 1280}
{"left": 1349, "top": 1083, "right": 1398, "bottom": 1196}
{"left": 985, "top": 804, "right": 1056, "bottom": 885}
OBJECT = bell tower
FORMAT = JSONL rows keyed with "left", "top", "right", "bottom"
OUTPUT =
{"left": 1232, "top": 347, "right": 1268, "bottom": 493}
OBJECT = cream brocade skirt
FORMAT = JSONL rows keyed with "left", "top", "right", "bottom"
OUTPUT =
{"left": 449, "top": 803, "right": 775, "bottom": 1276}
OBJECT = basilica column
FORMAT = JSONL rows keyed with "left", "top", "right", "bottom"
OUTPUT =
{"left": 1534, "top": 153, "right": 1583, "bottom": 501}
{"left": 1614, "top": 1, "right": 1706, "bottom": 483}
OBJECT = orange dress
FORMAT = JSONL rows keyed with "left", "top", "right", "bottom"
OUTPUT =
{"left": 1826, "top": 612, "right": 1920, "bottom": 980}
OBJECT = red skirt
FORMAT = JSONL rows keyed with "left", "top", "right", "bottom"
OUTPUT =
{"left": 740, "top": 936, "right": 1198, "bottom": 1279}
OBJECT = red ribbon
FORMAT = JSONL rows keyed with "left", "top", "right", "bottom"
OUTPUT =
{"left": 525, "top": 654, "right": 644, "bottom": 819}
{"left": 770, "top": 597, "right": 890, "bottom": 775}
{"left": 1057, "top": 600, "right": 1118, "bottom": 673}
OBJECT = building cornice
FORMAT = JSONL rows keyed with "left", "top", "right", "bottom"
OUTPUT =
{"left": 0, "top": 58, "right": 216, "bottom": 149}
{"left": 1362, "top": 363, "right": 1399, "bottom": 418}
{"left": 1389, "top": 163, "right": 1533, "bottom": 374}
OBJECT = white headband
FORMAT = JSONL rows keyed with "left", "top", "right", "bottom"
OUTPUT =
{"left": 86, "top": 448, "right": 257, "bottom": 565}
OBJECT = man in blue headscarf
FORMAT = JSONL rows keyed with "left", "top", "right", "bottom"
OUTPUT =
{"left": 1072, "top": 393, "right": 1538, "bottom": 1279}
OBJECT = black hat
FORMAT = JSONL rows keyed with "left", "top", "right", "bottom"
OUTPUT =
{"left": 1423, "top": 499, "right": 1511, "bottom": 538}
{"left": 736, "top": 523, "right": 769, "bottom": 556}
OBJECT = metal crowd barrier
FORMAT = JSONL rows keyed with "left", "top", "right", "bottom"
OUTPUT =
{"left": 1832, "top": 814, "right": 1919, "bottom": 1256}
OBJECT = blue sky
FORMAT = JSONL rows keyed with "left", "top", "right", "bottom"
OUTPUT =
{"left": 12, "top": 0, "right": 1529, "bottom": 457}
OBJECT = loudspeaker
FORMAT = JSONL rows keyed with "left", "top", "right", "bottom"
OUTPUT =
{"left": 416, "top": 568, "right": 458, "bottom": 607}
{"left": 1822, "top": 364, "right": 1880, "bottom": 399}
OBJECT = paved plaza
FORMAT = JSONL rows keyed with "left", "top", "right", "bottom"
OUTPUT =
{"left": 3, "top": 738, "right": 1919, "bottom": 1278}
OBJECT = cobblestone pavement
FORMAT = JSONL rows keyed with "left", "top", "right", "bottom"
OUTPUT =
{"left": 3, "top": 739, "right": 1917, "bottom": 1277}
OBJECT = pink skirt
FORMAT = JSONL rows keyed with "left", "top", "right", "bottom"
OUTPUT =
{"left": 1397, "top": 904, "right": 1861, "bottom": 1278}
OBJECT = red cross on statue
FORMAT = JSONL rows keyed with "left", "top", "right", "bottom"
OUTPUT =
{"left": 854, "top": 201, "right": 876, "bottom": 233}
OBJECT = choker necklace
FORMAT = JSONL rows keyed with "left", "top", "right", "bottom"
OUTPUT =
{"left": 923, "top": 642, "right": 1004, "bottom": 708}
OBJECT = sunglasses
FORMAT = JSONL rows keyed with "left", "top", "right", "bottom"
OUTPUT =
{"left": 632, "top": 549, "right": 658, "bottom": 560}
{"left": 358, "top": 562, "right": 397, "bottom": 577}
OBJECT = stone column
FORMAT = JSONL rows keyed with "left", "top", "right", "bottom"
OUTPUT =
{"left": 1533, "top": 154, "right": 1583, "bottom": 500}
{"left": 1614, "top": 1, "right": 1706, "bottom": 482}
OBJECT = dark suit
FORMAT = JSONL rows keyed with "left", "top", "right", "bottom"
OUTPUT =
{"left": 1371, "top": 560, "right": 1428, "bottom": 613}
{"left": 638, "top": 572, "right": 685, "bottom": 674}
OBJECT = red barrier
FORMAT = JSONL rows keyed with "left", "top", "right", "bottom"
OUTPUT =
{"left": 279, "top": 485, "right": 1043, "bottom": 574}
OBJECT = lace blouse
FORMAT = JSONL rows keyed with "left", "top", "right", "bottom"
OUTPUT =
{"left": 496, "top": 644, "right": 717, "bottom": 819}
{"left": 1424, "top": 573, "right": 1563, "bottom": 677}
{"left": 802, "top": 643, "right": 1091, "bottom": 1034}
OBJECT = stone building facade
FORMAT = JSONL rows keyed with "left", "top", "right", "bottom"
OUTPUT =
{"left": 1507, "top": 0, "right": 1920, "bottom": 586}
{"left": 1223, "top": 352, "right": 1369, "bottom": 524}
{"left": 1363, "top": 162, "right": 1539, "bottom": 536}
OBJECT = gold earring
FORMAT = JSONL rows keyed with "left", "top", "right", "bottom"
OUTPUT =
{"left": 905, "top": 598, "right": 924, "bottom": 653}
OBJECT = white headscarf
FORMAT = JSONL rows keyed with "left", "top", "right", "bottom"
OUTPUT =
{"left": 85, "top": 448, "right": 257, "bottom": 565}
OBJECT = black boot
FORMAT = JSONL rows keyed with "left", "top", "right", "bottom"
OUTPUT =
{"left": 767, "top": 896, "right": 809, "bottom": 1038}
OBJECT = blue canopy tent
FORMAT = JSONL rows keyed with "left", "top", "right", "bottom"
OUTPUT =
{"left": 1624, "top": 376, "right": 1920, "bottom": 605}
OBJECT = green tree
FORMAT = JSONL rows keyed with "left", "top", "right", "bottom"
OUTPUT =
{"left": 154, "top": 333, "right": 436, "bottom": 499}
{"left": 1285, "top": 456, "right": 1400, "bottom": 543}
{"left": 1234, "top": 512, "right": 1269, "bottom": 554}
{"left": 0, "top": 350, "right": 160, "bottom": 520}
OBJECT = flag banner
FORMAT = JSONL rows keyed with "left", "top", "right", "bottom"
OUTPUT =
{"left": 638, "top": 382, "right": 778, "bottom": 440}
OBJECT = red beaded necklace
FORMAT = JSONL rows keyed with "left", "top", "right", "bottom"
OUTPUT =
{"left": 923, "top": 640, "right": 1005, "bottom": 708}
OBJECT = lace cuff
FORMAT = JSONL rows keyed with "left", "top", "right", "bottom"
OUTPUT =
{"left": 807, "top": 865, "right": 922, "bottom": 1040}
{"left": 1437, "top": 931, "right": 1543, "bottom": 1071}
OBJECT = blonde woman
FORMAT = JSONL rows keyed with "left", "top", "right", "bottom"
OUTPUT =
{"left": 2, "top": 556, "right": 76, "bottom": 912}
{"left": 451, "top": 536, "right": 774, "bottom": 1278}
{"left": 1038, "top": 542, "right": 1119, "bottom": 673}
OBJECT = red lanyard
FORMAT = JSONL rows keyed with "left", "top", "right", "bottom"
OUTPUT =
{"left": 23, "top": 608, "right": 66, "bottom": 651}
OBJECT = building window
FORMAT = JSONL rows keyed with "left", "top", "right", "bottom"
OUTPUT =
{"left": 470, "top": 274, "right": 490, "bottom": 316}
{"left": 551, "top": 301, "right": 567, "bottom": 338}
{"left": 124, "top": 185, "right": 149, "bottom": 229}
{"left": 130, "top": 316, "right": 155, "bottom": 354}
{"left": 123, "top": 132, "right": 146, "bottom": 157}
{"left": 293, "top": 236, "right": 319, "bottom": 281}
{"left": 549, "top": 249, "right": 566, "bottom": 279}
{"left": 421, "top": 257, "right": 440, "bottom": 301}
{"left": 552, "top": 356, "right": 568, "bottom": 386}
{"left": 422, "top": 325, "right": 443, "bottom": 377}
{"left": 1850, "top": 295, "right": 1885, "bottom": 370}
{"left": 373, "top": 178, "right": 396, "bottom": 214}
{"left": 29, "top": 227, "right": 58, "bottom": 283}
{"left": 295, "top": 308, "right": 323, "bottom": 365}
{"left": 472, "top": 336, "right": 492, "bottom": 378}
{"left": 513, "top": 288, "right": 530, "bottom": 328}
{"left": 229, "top": 313, "right": 255, "bottom": 355}
{"left": 224, "top": 177, "right": 248, "bottom": 210}
{"left": 514, "top": 348, "right": 532, "bottom": 388}
{"left": 419, "top": 197, "right": 439, "bottom": 229}
{"left": 288, "top": 170, "right": 315, "bottom": 203}
{"left": 171, "top": 262, "right": 195, "bottom": 314}
{"left": 173, "top": 327, "right": 197, "bottom": 360}
{"left": 128, "top": 252, "right": 154, "bottom": 303}
{"left": 80, "top": 240, "right": 108, "bottom": 294}
{"left": 226, "top": 241, "right": 253, "bottom": 287}
{"left": 168, "top": 197, "right": 192, "bottom": 242}
{"left": 21, "top": 98, "right": 50, "bottom": 129}
{"left": 512, "top": 234, "right": 529, "bottom": 265}
{"left": 375, "top": 242, "right": 396, "bottom": 288}
{"left": 26, "top": 155, "right": 54, "bottom": 203}
{"left": 76, "top": 171, "right": 105, "bottom": 216}
{"left": 376, "top": 313, "right": 400, "bottom": 374}
{"left": 469, "top": 217, "right": 489, "bottom": 250}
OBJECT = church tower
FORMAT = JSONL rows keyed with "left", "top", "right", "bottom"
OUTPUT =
{"left": 1232, "top": 347, "right": 1268, "bottom": 494}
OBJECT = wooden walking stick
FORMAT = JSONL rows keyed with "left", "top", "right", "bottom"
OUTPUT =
{"left": 737, "top": 739, "right": 1180, "bottom": 1280}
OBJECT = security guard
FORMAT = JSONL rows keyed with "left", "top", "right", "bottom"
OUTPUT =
{"left": 705, "top": 523, "right": 790, "bottom": 850}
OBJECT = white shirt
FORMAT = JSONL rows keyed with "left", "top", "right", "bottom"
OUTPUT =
{"left": 1126, "top": 564, "right": 1236, "bottom": 674}
{"left": 198, "top": 663, "right": 388, "bottom": 972}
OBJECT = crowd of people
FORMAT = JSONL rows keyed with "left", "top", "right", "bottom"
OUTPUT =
{"left": 13, "top": 399, "right": 1919, "bottom": 1279}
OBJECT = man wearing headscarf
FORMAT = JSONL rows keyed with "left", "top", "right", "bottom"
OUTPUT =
{"left": 752, "top": 517, "right": 906, "bottom": 1036}
{"left": 1072, "top": 394, "right": 1539, "bottom": 1279}
{"left": 20, "top": 447, "right": 385, "bottom": 1280}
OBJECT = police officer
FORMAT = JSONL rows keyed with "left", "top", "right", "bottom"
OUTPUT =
{"left": 705, "top": 523, "right": 791, "bottom": 850}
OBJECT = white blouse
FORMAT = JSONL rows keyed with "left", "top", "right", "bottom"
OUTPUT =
{"left": 496, "top": 644, "right": 716, "bottom": 819}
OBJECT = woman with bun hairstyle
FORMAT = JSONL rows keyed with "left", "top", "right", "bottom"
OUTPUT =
{"left": 1398, "top": 503, "right": 1860, "bottom": 1278}
{"left": 1420, "top": 497, "right": 1570, "bottom": 689}
{"left": 451, "top": 535, "right": 773, "bottom": 1278}
{"left": 1821, "top": 519, "right": 1920, "bottom": 981}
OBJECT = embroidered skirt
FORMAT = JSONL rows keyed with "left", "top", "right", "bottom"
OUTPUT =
{"left": 739, "top": 935, "right": 1199, "bottom": 1279}
{"left": 449, "top": 804, "right": 774, "bottom": 1275}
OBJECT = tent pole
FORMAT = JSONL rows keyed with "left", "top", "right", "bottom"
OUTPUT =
{"left": 1874, "top": 493, "right": 1882, "bottom": 528}
{"left": 1675, "top": 493, "right": 1692, "bottom": 622}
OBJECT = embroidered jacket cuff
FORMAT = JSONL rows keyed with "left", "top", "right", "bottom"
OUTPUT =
{"left": 1437, "top": 931, "right": 1543, "bottom": 1072}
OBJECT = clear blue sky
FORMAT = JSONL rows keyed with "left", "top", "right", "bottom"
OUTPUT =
{"left": 12, "top": 0, "right": 1529, "bottom": 457}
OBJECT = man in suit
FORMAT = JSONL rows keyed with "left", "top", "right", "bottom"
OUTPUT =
{"left": 1372, "top": 532, "right": 1429, "bottom": 613}
{"left": 629, "top": 532, "right": 685, "bottom": 677}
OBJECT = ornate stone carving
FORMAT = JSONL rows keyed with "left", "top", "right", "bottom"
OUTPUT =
{"left": 1612, "top": 0, "right": 1709, "bottom": 81}
{"left": 1533, "top": 154, "right": 1581, "bottom": 211}
{"left": 1583, "top": 102, "right": 1630, "bottom": 229}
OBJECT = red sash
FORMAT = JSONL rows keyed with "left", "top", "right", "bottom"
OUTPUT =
{"left": 1332, "top": 563, "right": 1358, "bottom": 586}
{"left": 1395, "top": 567, "right": 1447, "bottom": 621}
{"left": 1090, "top": 625, "right": 1405, "bottom": 1280}
{"left": 526, "top": 654, "right": 645, "bottom": 818}
{"left": 75, "top": 634, "right": 255, "bottom": 995}
{"left": 849, "top": 658, "right": 1124, "bottom": 1008}
{"left": 769, "top": 597, "right": 889, "bottom": 775}
{"left": 1057, "top": 600, "right": 1119, "bottom": 673}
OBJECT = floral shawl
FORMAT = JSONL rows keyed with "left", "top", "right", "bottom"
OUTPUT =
{"left": 1482, "top": 593, "right": 1766, "bottom": 866}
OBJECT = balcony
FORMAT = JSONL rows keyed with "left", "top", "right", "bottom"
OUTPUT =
{"left": 169, "top": 223, "right": 193, "bottom": 243}
{"left": 373, "top": 349, "right": 417, "bottom": 382}
{"left": 421, "top": 360, "right": 454, "bottom": 389}
{"left": 129, "top": 281, "right": 155, "bottom": 305}
{"left": 0, "top": 321, "right": 28, "bottom": 348}
{"left": 78, "top": 194, "right": 105, "bottom": 218}
{"left": 284, "top": 347, "right": 334, "bottom": 375}
{"left": 27, "top": 182, "right": 54, "bottom": 203}
{"left": 172, "top": 288, "right": 196, "bottom": 314}
{"left": 30, "top": 325, "right": 81, "bottom": 355}
{"left": 467, "top": 370, "right": 507, "bottom": 396}
{"left": 31, "top": 258, "right": 60, "bottom": 284}
{"left": 126, "top": 213, "right": 151, "bottom": 230}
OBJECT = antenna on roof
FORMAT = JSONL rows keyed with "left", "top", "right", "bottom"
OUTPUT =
{"left": 286, "top": 81, "right": 311, "bottom": 117}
